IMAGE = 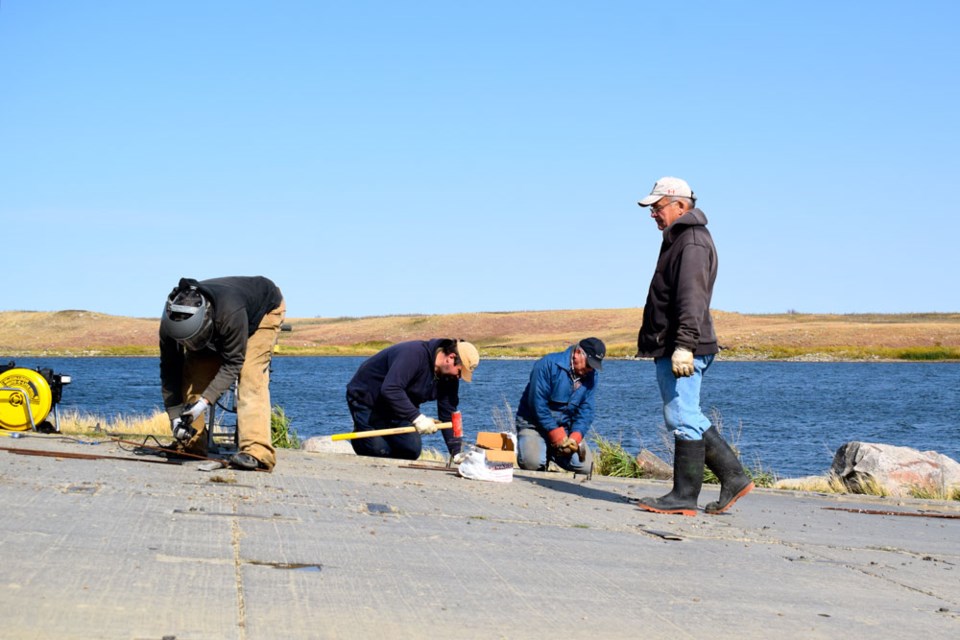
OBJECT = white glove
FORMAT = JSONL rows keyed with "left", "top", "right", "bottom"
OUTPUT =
{"left": 671, "top": 348, "right": 695, "bottom": 377}
{"left": 170, "top": 416, "right": 196, "bottom": 442}
{"left": 413, "top": 414, "right": 439, "bottom": 434}
{"left": 180, "top": 398, "right": 210, "bottom": 423}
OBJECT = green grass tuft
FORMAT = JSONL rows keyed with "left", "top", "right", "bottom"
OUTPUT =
{"left": 270, "top": 405, "right": 301, "bottom": 449}
{"left": 591, "top": 434, "right": 646, "bottom": 478}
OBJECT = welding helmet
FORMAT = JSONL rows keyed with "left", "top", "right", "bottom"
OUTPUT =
{"left": 161, "top": 285, "right": 214, "bottom": 351}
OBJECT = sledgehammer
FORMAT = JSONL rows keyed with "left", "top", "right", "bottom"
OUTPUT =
{"left": 319, "top": 411, "right": 463, "bottom": 444}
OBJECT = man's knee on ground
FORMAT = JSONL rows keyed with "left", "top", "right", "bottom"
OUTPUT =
{"left": 517, "top": 456, "right": 543, "bottom": 471}
{"left": 516, "top": 429, "right": 546, "bottom": 471}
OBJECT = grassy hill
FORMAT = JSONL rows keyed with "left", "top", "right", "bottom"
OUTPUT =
{"left": 2, "top": 308, "right": 959, "bottom": 360}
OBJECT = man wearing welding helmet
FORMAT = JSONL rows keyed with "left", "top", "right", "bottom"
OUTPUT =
{"left": 345, "top": 339, "right": 480, "bottom": 460}
{"left": 159, "top": 276, "right": 285, "bottom": 471}
{"left": 515, "top": 338, "right": 605, "bottom": 474}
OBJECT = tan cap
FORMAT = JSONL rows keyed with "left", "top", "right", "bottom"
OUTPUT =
{"left": 456, "top": 340, "right": 480, "bottom": 382}
{"left": 638, "top": 176, "right": 695, "bottom": 206}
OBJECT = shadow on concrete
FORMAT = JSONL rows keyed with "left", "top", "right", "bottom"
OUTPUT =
{"left": 513, "top": 474, "right": 633, "bottom": 506}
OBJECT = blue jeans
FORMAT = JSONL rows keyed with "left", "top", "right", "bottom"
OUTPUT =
{"left": 516, "top": 423, "right": 592, "bottom": 473}
{"left": 655, "top": 354, "right": 714, "bottom": 441}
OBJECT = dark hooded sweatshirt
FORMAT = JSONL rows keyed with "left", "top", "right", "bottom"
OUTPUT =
{"left": 160, "top": 276, "right": 283, "bottom": 413}
{"left": 346, "top": 338, "right": 461, "bottom": 453}
{"left": 637, "top": 208, "right": 718, "bottom": 358}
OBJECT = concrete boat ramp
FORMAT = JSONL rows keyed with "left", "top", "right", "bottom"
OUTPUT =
{"left": 0, "top": 434, "right": 957, "bottom": 639}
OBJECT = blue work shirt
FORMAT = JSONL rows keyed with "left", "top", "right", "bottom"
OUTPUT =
{"left": 516, "top": 345, "right": 598, "bottom": 438}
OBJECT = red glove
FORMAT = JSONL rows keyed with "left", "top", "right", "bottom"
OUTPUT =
{"left": 547, "top": 426, "right": 567, "bottom": 448}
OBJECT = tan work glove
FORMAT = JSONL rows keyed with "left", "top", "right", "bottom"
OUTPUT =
{"left": 671, "top": 347, "right": 695, "bottom": 377}
{"left": 557, "top": 437, "right": 581, "bottom": 455}
{"left": 413, "top": 414, "right": 439, "bottom": 434}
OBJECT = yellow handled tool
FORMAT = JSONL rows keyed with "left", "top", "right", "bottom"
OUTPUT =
{"left": 321, "top": 411, "right": 463, "bottom": 443}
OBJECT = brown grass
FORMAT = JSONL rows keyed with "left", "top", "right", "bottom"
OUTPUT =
{"left": 57, "top": 408, "right": 170, "bottom": 437}
{"left": 2, "top": 309, "right": 959, "bottom": 359}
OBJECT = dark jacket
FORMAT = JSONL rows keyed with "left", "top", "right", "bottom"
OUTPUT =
{"left": 160, "top": 276, "right": 283, "bottom": 410}
{"left": 346, "top": 337, "right": 460, "bottom": 426}
{"left": 637, "top": 208, "right": 718, "bottom": 358}
{"left": 516, "top": 345, "right": 597, "bottom": 438}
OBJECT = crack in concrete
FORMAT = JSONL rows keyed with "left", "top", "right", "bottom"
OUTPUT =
{"left": 232, "top": 502, "right": 247, "bottom": 640}
{"left": 774, "top": 539, "right": 960, "bottom": 607}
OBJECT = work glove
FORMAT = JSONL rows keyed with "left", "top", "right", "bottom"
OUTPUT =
{"left": 170, "top": 416, "right": 196, "bottom": 442}
{"left": 556, "top": 430, "right": 583, "bottom": 455}
{"left": 180, "top": 398, "right": 210, "bottom": 424}
{"left": 413, "top": 414, "right": 439, "bottom": 434}
{"left": 547, "top": 426, "right": 568, "bottom": 449}
{"left": 671, "top": 347, "right": 695, "bottom": 378}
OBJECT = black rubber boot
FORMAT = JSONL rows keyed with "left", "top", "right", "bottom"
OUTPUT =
{"left": 635, "top": 437, "right": 705, "bottom": 517}
{"left": 703, "top": 426, "right": 754, "bottom": 514}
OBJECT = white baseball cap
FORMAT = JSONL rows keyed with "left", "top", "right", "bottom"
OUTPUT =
{"left": 638, "top": 177, "right": 696, "bottom": 207}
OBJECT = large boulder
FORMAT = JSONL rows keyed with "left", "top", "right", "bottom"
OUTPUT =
{"left": 831, "top": 441, "right": 960, "bottom": 497}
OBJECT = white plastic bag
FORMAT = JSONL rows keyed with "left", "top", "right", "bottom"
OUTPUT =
{"left": 457, "top": 449, "right": 514, "bottom": 483}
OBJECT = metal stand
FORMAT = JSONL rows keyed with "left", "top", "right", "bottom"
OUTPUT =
{"left": 206, "top": 380, "right": 239, "bottom": 454}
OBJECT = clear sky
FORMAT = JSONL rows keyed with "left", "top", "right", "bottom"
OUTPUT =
{"left": 2, "top": 1, "right": 957, "bottom": 318}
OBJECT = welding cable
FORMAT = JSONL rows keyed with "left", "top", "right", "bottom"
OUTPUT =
{"left": 52, "top": 436, "right": 104, "bottom": 446}
{"left": 113, "top": 435, "right": 212, "bottom": 462}
{"left": 0, "top": 431, "right": 102, "bottom": 445}
{"left": 114, "top": 434, "right": 168, "bottom": 454}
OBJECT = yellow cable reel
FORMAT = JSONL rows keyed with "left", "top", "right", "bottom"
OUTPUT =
{"left": 0, "top": 367, "right": 54, "bottom": 431}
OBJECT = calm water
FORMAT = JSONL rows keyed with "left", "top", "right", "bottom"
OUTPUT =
{"left": 8, "top": 357, "right": 959, "bottom": 478}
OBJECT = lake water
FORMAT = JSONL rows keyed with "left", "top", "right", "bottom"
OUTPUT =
{"left": 7, "top": 357, "right": 959, "bottom": 478}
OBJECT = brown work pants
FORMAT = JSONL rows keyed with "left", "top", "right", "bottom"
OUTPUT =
{"left": 181, "top": 299, "right": 286, "bottom": 469}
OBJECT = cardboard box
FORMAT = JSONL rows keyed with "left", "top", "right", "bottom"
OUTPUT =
{"left": 475, "top": 431, "right": 517, "bottom": 465}
{"left": 483, "top": 449, "right": 517, "bottom": 464}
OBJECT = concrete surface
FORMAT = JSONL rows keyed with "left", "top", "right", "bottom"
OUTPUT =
{"left": 0, "top": 434, "right": 957, "bottom": 639}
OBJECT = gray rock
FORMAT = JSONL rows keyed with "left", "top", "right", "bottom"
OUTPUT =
{"left": 636, "top": 448, "right": 673, "bottom": 479}
{"left": 831, "top": 441, "right": 960, "bottom": 496}
{"left": 301, "top": 436, "right": 356, "bottom": 455}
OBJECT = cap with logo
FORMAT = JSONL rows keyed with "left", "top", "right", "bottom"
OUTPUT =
{"left": 578, "top": 337, "right": 606, "bottom": 372}
{"left": 638, "top": 177, "right": 695, "bottom": 207}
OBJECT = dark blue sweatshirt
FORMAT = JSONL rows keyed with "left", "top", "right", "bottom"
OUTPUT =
{"left": 346, "top": 338, "right": 460, "bottom": 426}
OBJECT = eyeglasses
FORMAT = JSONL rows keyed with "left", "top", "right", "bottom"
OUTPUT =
{"left": 650, "top": 200, "right": 677, "bottom": 215}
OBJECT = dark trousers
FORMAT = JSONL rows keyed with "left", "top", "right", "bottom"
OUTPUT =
{"left": 346, "top": 395, "right": 422, "bottom": 460}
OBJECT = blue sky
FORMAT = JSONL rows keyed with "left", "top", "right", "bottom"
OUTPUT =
{"left": 2, "top": 1, "right": 957, "bottom": 318}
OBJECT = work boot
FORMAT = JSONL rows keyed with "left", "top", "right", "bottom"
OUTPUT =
{"left": 703, "top": 426, "right": 754, "bottom": 514}
{"left": 635, "top": 437, "right": 705, "bottom": 517}
{"left": 229, "top": 451, "right": 267, "bottom": 471}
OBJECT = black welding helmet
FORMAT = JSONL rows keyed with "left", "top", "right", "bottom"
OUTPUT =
{"left": 161, "top": 284, "right": 214, "bottom": 351}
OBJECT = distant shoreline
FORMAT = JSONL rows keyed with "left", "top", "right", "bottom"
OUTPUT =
{"left": 2, "top": 308, "right": 959, "bottom": 362}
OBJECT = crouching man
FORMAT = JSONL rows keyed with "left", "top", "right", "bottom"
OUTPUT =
{"left": 515, "top": 338, "right": 605, "bottom": 474}
{"left": 345, "top": 339, "right": 479, "bottom": 460}
{"left": 159, "top": 276, "right": 285, "bottom": 471}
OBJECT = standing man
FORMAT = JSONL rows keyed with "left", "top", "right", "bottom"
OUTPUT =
{"left": 160, "top": 276, "right": 285, "bottom": 471}
{"left": 515, "top": 338, "right": 605, "bottom": 474}
{"left": 634, "top": 178, "right": 753, "bottom": 516}
{"left": 345, "top": 339, "right": 480, "bottom": 460}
